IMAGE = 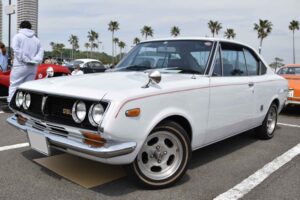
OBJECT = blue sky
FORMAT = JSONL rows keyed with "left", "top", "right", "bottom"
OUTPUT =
{"left": 2, "top": 0, "right": 300, "bottom": 64}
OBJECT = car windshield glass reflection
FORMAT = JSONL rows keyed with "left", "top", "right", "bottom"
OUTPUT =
{"left": 115, "top": 40, "right": 213, "bottom": 74}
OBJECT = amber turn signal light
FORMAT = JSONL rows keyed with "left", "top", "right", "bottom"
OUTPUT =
{"left": 81, "top": 131, "right": 106, "bottom": 147}
{"left": 125, "top": 108, "right": 141, "bottom": 117}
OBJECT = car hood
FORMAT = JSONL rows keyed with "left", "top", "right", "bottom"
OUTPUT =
{"left": 18, "top": 72, "right": 204, "bottom": 101}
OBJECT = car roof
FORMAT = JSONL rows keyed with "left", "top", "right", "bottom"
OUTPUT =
{"left": 283, "top": 64, "right": 300, "bottom": 67}
{"left": 74, "top": 59, "right": 102, "bottom": 62}
{"left": 141, "top": 37, "right": 252, "bottom": 48}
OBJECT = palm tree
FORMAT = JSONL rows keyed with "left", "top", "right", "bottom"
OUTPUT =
{"left": 254, "top": 19, "right": 273, "bottom": 54}
{"left": 87, "top": 30, "right": 99, "bottom": 58}
{"left": 224, "top": 28, "right": 236, "bottom": 39}
{"left": 118, "top": 41, "right": 126, "bottom": 60}
{"left": 133, "top": 37, "right": 140, "bottom": 45}
{"left": 84, "top": 43, "right": 90, "bottom": 58}
{"left": 113, "top": 37, "right": 119, "bottom": 60}
{"left": 141, "top": 26, "right": 154, "bottom": 40}
{"left": 171, "top": 26, "right": 180, "bottom": 37}
{"left": 68, "top": 34, "right": 79, "bottom": 59}
{"left": 50, "top": 42, "right": 65, "bottom": 59}
{"left": 108, "top": 21, "right": 120, "bottom": 64}
{"left": 289, "top": 20, "right": 299, "bottom": 64}
{"left": 208, "top": 20, "right": 222, "bottom": 37}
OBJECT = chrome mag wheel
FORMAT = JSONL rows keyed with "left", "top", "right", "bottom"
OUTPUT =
{"left": 137, "top": 131, "right": 184, "bottom": 181}
{"left": 131, "top": 121, "right": 191, "bottom": 188}
{"left": 267, "top": 105, "right": 277, "bottom": 134}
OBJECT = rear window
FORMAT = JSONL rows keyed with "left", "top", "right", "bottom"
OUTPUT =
{"left": 74, "top": 61, "right": 84, "bottom": 65}
{"left": 278, "top": 67, "right": 300, "bottom": 75}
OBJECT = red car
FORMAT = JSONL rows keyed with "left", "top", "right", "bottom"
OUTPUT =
{"left": 0, "top": 64, "right": 70, "bottom": 97}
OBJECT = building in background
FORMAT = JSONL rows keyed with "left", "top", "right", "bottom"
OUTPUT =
{"left": 17, "top": 0, "right": 38, "bottom": 35}
{"left": 0, "top": 0, "right": 2, "bottom": 41}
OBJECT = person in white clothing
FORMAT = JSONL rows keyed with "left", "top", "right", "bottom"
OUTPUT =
{"left": 71, "top": 64, "right": 84, "bottom": 76}
{"left": 0, "top": 42, "right": 8, "bottom": 71}
{"left": 7, "top": 21, "right": 44, "bottom": 103}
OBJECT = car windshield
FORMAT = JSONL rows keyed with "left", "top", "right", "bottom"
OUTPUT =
{"left": 278, "top": 67, "right": 300, "bottom": 75}
{"left": 115, "top": 40, "right": 214, "bottom": 74}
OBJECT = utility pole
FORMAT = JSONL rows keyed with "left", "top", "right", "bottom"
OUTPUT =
{"left": 5, "top": 0, "right": 15, "bottom": 67}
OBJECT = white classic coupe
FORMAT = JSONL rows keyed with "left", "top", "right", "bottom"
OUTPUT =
{"left": 8, "top": 38, "right": 288, "bottom": 188}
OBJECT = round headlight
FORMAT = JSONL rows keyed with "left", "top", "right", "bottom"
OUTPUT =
{"left": 15, "top": 91, "right": 24, "bottom": 108}
{"left": 23, "top": 93, "right": 31, "bottom": 110}
{"left": 72, "top": 101, "right": 86, "bottom": 123}
{"left": 88, "top": 103, "right": 104, "bottom": 126}
{"left": 46, "top": 67, "right": 54, "bottom": 77}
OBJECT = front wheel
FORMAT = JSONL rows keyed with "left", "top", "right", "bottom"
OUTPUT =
{"left": 256, "top": 103, "right": 278, "bottom": 139}
{"left": 130, "top": 121, "right": 191, "bottom": 189}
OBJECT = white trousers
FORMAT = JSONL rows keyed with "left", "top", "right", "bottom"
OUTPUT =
{"left": 7, "top": 65, "right": 37, "bottom": 103}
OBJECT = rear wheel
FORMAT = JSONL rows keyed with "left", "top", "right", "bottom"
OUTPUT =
{"left": 256, "top": 103, "right": 278, "bottom": 139}
{"left": 130, "top": 121, "right": 191, "bottom": 188}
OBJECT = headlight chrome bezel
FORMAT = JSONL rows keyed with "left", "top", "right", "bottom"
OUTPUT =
{"left": 15, "top": 91, "right": 24, "bottom": 108}
{"left": 23, "top": 93, "right": 31, "bottom": 110}
{"left": 72, "top": 101, "right": 87, "bottom": 123}
{"left": 88, "top": 103, "right": 105, "bottom": 127}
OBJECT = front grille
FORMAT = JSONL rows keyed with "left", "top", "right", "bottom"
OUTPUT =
{"left": 11, "top": 91, "right": 108, "bottom": 131}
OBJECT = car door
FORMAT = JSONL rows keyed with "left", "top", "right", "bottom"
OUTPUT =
{"left": 205, "top": 42, "right": 255, "bottom": 144}
{"left": 91, "top": 62, "right": 106, "bottom": 73}
{"left": 83, "top": 62, "right": 93, "bottom": 74}
{"left": 243, "top": 48, "right": 271, "bottom": 126}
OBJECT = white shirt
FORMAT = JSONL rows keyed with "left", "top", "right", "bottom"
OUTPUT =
{"left": 71, "top": 70, "right": 84, "bottom": 76}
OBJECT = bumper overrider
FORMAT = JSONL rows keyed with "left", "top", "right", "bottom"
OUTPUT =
{"left": 7, "top": 113, "right": 137, "bottom": 160}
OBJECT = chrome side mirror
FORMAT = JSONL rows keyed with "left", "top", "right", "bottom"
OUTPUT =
{"left": 142, "top": 70, "right": 161, "bottom": 88}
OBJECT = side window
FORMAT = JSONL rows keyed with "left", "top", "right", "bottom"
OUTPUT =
{"left": 212, "top": 47, "right": 222, "bottom": 76}
{"left": 91, "top": 62, "right": 104, "bottom": 69}
{"left": 244, "top": 49, "right": 259, "bottom": 76}
{"left": 221, "top": 44, "right": 247, "bottom": 76}
{"left": 260, "top": 62, "right": 267, "bottom": 75}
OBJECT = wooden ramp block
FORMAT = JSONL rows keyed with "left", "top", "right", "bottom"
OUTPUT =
{"left": 34, "top": 154, "right": 126, "bottom": 188}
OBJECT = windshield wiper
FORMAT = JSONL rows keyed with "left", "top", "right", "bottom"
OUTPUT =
{"left": 116, "top": 65, "right": 152, "bottom": 71}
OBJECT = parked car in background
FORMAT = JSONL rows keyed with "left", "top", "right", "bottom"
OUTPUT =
{"left": 69, "top": 59, "right": 106, "bottom": 74}
{"left": 277, "top": 64, "right": 300, "bottom": 105}
{"left": 8, "top": 38, "right": 287, "bottom": 188}
{"left": 0, "top": 64, "right": 70, "bottom": 97}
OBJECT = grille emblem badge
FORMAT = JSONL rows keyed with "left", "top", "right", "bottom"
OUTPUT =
{"left": 62, "top": 108, "right": 72, "bottom": 116}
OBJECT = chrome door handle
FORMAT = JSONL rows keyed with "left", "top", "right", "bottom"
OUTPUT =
{"left": 248, "top": 82, "right": 254, "bottom": 87}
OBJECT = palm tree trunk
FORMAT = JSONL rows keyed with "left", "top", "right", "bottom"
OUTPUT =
{"left": 72, "top": 47, "right": 74, "bottom": 60}
{"left": 112, "top": 32, "right": 114, "bottom": 65}
{"left": 293, "top": 31, "right": 295, "bottom": 64}
{"left": 259, "top": 38, "right": 263, "bottom": 54}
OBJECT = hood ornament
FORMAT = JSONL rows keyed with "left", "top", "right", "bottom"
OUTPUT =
{"left": 142, "top": 70, "right": 162, "bottom": 88}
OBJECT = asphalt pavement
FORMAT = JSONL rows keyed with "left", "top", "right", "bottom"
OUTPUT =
{"left": 0, "top": 107, "right": 299, "bottom": 200}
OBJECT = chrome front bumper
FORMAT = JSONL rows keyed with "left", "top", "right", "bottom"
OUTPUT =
{"left": 285, "top": 98, "right": 300, "bottom": 106}
{"left": 7, "top": 115, "right": 136, "bottom": 159}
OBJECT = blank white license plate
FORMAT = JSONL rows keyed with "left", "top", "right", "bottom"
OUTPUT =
{"left": 27, "top": 130, "right": 49, "bottom": 155}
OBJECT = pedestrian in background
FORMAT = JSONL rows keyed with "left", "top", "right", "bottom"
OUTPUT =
{"left": 0, "top": 42, "right": 8, "bottom": 72}
{"left": 71, "top": 64, "right": 84, "bottom": 75}
{"left": 7, "top": 20, "right": 44, "bottom": 104}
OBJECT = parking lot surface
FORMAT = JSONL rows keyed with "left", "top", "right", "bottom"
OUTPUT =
{"left": 0, "top": 107, "right": 299, "bottom": 200}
